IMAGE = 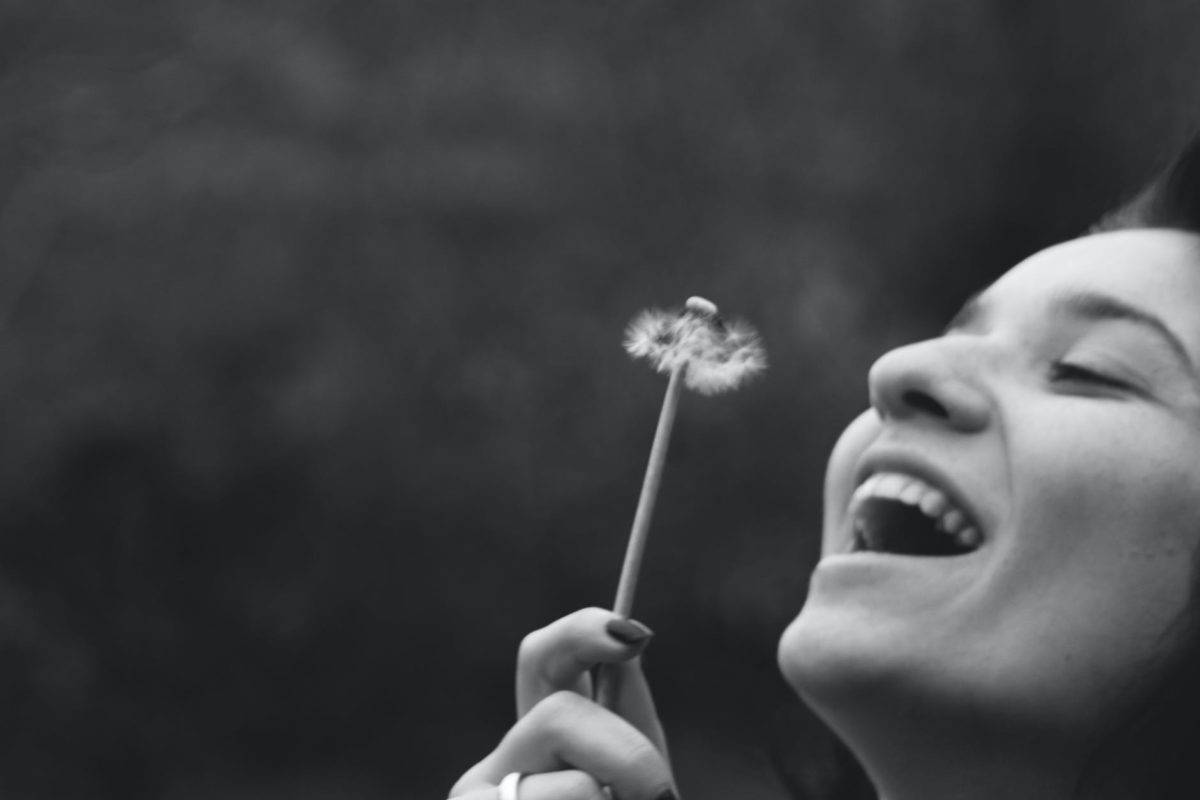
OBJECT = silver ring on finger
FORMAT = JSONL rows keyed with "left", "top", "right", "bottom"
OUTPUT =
{"left": 497, "top": 772, "right": 525, "bottom": 800}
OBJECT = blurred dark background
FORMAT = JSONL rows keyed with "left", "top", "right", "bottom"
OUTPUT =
{"left": 3, "top": 1, "right": 1200, "bottom": 798}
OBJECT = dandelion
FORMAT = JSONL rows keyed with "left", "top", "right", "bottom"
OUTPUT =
{"left": 596, "top": 296, "right": 765, "bottom": 707}
{"left": 613, "top": 296, "right": 766, "bottom": 617}
{"left": 624, "top": 298, "right": 767, "bottom": 395}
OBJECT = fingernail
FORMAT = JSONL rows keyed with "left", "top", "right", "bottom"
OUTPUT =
{"left": 656, "top": 790, "right": 678, "bottom": 800}
{"left": 605, "top": 617, "right": 654, "bottom": 646}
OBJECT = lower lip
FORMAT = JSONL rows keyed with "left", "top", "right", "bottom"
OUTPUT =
{"left": 810, "top": 549, "right": 984, "bottom": 594}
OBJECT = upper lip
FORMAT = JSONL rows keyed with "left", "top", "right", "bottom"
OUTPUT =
{"left": 850, "top": 449, "right": 989, "bottom": 546}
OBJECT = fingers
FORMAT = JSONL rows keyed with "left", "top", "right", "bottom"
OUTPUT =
{"left": 451, "top": 771, "right": 608, "bottom": 800}
{"left": 517, "top": 771, "right": 607, "bottom": 800}
{"left": 453, "top": 691, "right": 676, "bottom": 800}
{"left": 517, "top": 608, "right": 654, "bottom": 716}
{"left": 528, "top": 771, "right": 612, "bottom": 800}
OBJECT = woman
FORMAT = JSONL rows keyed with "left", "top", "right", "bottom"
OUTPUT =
{"left": 448, "top": 133, "right": 1200, "bottom": 800}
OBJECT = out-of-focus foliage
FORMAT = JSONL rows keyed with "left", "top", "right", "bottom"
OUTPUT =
{"left": 2, "top": 0, "right": 1200, "bottom": 797}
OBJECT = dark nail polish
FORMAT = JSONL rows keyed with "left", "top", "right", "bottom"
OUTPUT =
{"left": 656, "top": 790, "right": 678, "bottom": 800}
{"left": 605, "top": 617, "right": 654, "bottom": 645}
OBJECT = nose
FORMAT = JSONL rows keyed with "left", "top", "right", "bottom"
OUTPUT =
{"left": 867, "top": 338, "right": 991, "bottom": 432}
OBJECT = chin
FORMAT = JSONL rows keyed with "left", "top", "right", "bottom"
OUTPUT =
{"left": 780, "top": 596, "right": 1107, "bottom": 761}
{"left": 777, "top": 600, "right": 904, "bottom": 715}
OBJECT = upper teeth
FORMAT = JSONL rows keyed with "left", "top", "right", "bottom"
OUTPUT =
{"left": 851, "top": 472, "right": 982, "bottom": 549}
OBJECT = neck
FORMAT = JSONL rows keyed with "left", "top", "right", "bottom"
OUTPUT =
{"left": 814, "top": 697, "right": 1089, "bottom": 800}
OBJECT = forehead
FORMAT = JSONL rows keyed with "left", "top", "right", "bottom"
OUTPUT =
{"left": 978, "top": 229, "right": 1200, "bottom": 343}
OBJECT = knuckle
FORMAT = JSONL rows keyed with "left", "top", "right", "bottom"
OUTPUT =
{"left": 619, "top": 738, "right": 662, "bottom": 773}
{"left": 542, "top": 688, "right": 587, "bottom": 715}
{"left": 518, "top": 608, "right": 605, "bottom": 668}
{"left": 528, "top": 690, "right": 591, "bottom": 735}
{"left": 517, "top": 628, "right": 549, "bottom": 668}
{"left": 519, "top": 608, "right": 613, "bottom": 681}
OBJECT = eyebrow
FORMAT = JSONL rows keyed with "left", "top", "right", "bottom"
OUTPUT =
{"left": 946, "top": 288, "right": 1196, "bottom": 372}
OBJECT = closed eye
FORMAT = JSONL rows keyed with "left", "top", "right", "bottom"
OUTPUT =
{"left": 1048, "top": 361, "right": 1131, "bottom": 391}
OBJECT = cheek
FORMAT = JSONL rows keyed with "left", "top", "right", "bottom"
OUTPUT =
{"left": 968, "top": 420, "right": 1200, "bottom": 730}
{"left": 993, "top": 466, "right": 1200, "bottom": 660}
{"left": 1008, "top": 416, "right": 1200, "bottom": 568}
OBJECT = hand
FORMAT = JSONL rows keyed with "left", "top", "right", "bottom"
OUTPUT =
{"left": 449, "top": 608, "right": 676, "bottom": 800}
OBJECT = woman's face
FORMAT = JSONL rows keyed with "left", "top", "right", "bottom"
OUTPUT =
{"left": 780, "top": 229, "right": 1200, "bottom": 749}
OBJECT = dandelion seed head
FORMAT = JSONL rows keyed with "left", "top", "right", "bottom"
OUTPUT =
{"left": 623, "top": 297, "right": 766, "bottom": 395}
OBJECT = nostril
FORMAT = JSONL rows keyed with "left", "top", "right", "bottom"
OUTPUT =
{"left": 902, "top": 389, "right": 948, "bottom": 418}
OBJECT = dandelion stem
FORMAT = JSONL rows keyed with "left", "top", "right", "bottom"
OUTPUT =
{"left": 614, "top": 361, "right": 685, "bottom": 617}
{"left": 596, "top": 362, "right": 685, "bottom": 709}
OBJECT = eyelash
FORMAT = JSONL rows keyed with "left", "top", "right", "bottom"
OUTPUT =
{"left": 1048, "top": 361, "right": 1128, "bottom": 390}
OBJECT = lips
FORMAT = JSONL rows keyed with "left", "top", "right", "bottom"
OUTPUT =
{"left": 847, "top": 465, "right": 985, "bottom": 557}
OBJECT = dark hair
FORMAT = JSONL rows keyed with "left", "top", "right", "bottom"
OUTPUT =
{"left": 1092, "top": 130, "right": 1200, "bottom": 235}
{"left": 782, "top": 130, "right": 1200, "bottom": 800}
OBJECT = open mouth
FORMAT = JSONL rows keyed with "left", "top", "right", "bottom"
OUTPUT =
{"left": 850, "top": 472, "right": 983, "bottom": 557}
